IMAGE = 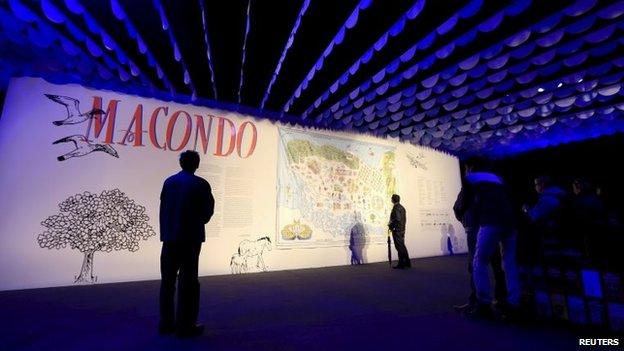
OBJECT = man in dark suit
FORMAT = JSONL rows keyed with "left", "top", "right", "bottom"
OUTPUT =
{"left": 159, "top": 150, "right": 215, "bottom": 337}
{"left": 389, "top": 194, "right": 410, "bottom": 269}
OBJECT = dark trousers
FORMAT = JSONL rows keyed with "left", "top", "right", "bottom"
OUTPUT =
{"left": 392, "top": 230, "right": 411, "bottom": 267}
{"left": 466, "top": 228, "right": 506, "bottom": 304}
{"left": 160, "top": 241, "right": 202, "bottom": 327}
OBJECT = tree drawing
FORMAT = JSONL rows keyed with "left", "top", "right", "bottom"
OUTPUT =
{"left": 37, "top": 189, "right": 155, "bottom": 284}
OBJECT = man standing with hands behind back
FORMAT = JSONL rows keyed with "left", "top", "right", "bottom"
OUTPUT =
{"left": 389, "top": 194, "right": 411, "bottom": 269}
{"left": 159, "top": 150, "right": 215, "bottom": 337}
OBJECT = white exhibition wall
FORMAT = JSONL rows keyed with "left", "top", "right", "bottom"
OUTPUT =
{"left": 0, "top": 77, "right": 465, "bottom": 291}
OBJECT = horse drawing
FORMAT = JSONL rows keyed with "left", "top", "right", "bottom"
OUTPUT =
{"left": 237, "top": 236, "right": 272, "bottom": 272}
{"left": 230, "top": 253, "right": 248, "bottom": 274}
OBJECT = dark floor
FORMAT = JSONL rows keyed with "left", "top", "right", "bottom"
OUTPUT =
{"left": 0, "top": 255, "right": 590, "bottom": 351}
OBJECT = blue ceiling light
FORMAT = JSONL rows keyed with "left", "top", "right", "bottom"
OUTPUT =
{"left": 237, "top": 0, "right": 252, "bottom": 104}
{"left": 477, "top": 112, "right": 624, "bottom": 158}
{"left": 431, "top": 72, "right": 624, "bottom": 155}
{"left": 37, "top": 1, "right": 146, "bottom": 88}
{"left": 321, "top": 0, "right": 515, "bottom": 129}
{"left": 41, "top": 0, "right": 66, "bottom": 24}
{"left": 153, "top": 0, "right": 197, "bottom": 99}
{"left": 356, "top": 0, "right": 609, "bottom": 134}
{"left": 300, "top": 0, "right": 428, "bottom": 119}
{"left": 8, "top": 0, "right": 37, "bottom": 23}
{"left": 64, "top": 2, "right": 155, "bottom": 89}
{"left": 598, "top": 2, "right": 624, "bottom": 20}
{"left": 2, "top": 1, "right": 130, "bottom": 90}
{"left": 110, "top": 0, "right": 175, "bottom": 95}
{"left": 338, "top": 1, "right": 534, "bottom": 131}
{"left": 417, "top": 57, "right": 621, "bottom": 139}
{"left": 281, "top": 0, "right": 377, "bottom": 113}
{"left": 564, "top": 0, "right": 598, "bottom": 18}
{"left": 402, "top": 66, "right": 619, "bottom": 151}
{"left": 64, "top": 0, "right": 84, "bottom": 14}
{"left": 198, "top": 0, "right": 219, "bottom": 99}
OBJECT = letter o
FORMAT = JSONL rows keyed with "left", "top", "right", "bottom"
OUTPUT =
{"left": 236, "top": 121, "right": 257, "bottom": 158}
{"left": 166, "top": 110, "right": 192, "bottom": 151}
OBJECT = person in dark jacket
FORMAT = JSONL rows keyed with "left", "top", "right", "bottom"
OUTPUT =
{"left": 159, "top": 150, "right": 215, "bottom": 337}
{"left": 569, "top": 178, "right": 606, "bottom": 254}
{"left": 388, "top": 194, "right": 410, "bottom": 269}
{"left": 523, "top": 176, "right": 567, "bottom": 229}
{"left": 570, "top": 178, "right": 605, "bottom": 227}
{"left": 453, "top": 161, "right": 506, "bottom": 312}
{"left": 464, "top": 158, "right": 519, "bottom": 317}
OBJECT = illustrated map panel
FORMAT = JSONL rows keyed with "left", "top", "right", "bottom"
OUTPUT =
{"left": 277, "top": 128, "right": 396, "bottom": 248}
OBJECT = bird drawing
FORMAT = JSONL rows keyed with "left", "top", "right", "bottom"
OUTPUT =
{"left": 45, "top": 94, "right": 105, "bottom": 126}
{"left": 53, "top": 135, "right": 119, "bottom": 161}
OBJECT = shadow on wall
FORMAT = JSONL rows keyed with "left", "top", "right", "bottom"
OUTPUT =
{"left": 440, "top": 223, "right": 457, "bottom": 256}
{"left": 347, "top": 212, "right": 369, "bottom": 265}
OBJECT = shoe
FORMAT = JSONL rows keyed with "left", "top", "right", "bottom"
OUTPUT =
{"left": 498, "top": 303, "right": 523, "bottom": 322}
{"left": 464, "top": 303, "right": 493, "bottom": 319}
{"left": 453, "top": 302, "right": 474, "bottom": 313}
{"left": 392, "top": 265, "right": 405, "bottom": 269}
{"left": 158, "top": 322, "right": 175, "bottom": 335}
{"left": 176, "top": 323, "right": 204, "bottom": 338}
{"left": 492, "top": 299, "right": 506, "bottom": 312}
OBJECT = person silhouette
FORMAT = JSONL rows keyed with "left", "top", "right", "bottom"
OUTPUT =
{"left": 349, "top": 212, "right": 366, "bottom": 265}
{"left": 453, "top": 163, "right": 507, "bottom": 313}
{"left": 463, "top": 158, "right": 519, "bottom": 319}
{"left": 159, "top": 150, "right": 215, "bottom": 337}
{"left": 388, "top": 194, "right": 410, "bottom": 269}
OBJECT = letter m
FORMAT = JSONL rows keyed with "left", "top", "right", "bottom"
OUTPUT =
{"left": 85, "top": 96, "right": 119, "bottom": 144}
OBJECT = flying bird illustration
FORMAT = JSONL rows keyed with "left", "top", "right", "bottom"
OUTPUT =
{"left": 53, "top": 135, "right": 119, "bottom": 161}
{"left": 44, "top": 94, "right": 105, "bottom": 126}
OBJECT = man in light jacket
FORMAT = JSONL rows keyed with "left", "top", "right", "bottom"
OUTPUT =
{"left": 453, "top": 160, "right": 506, "bottom": 313}
{"left": 464, "top": 158, "right": 519, "bottom": 318}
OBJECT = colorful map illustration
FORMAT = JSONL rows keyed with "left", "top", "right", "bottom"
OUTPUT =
{"left": 277, "top": 128, "right": 396, "bottom": 248}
